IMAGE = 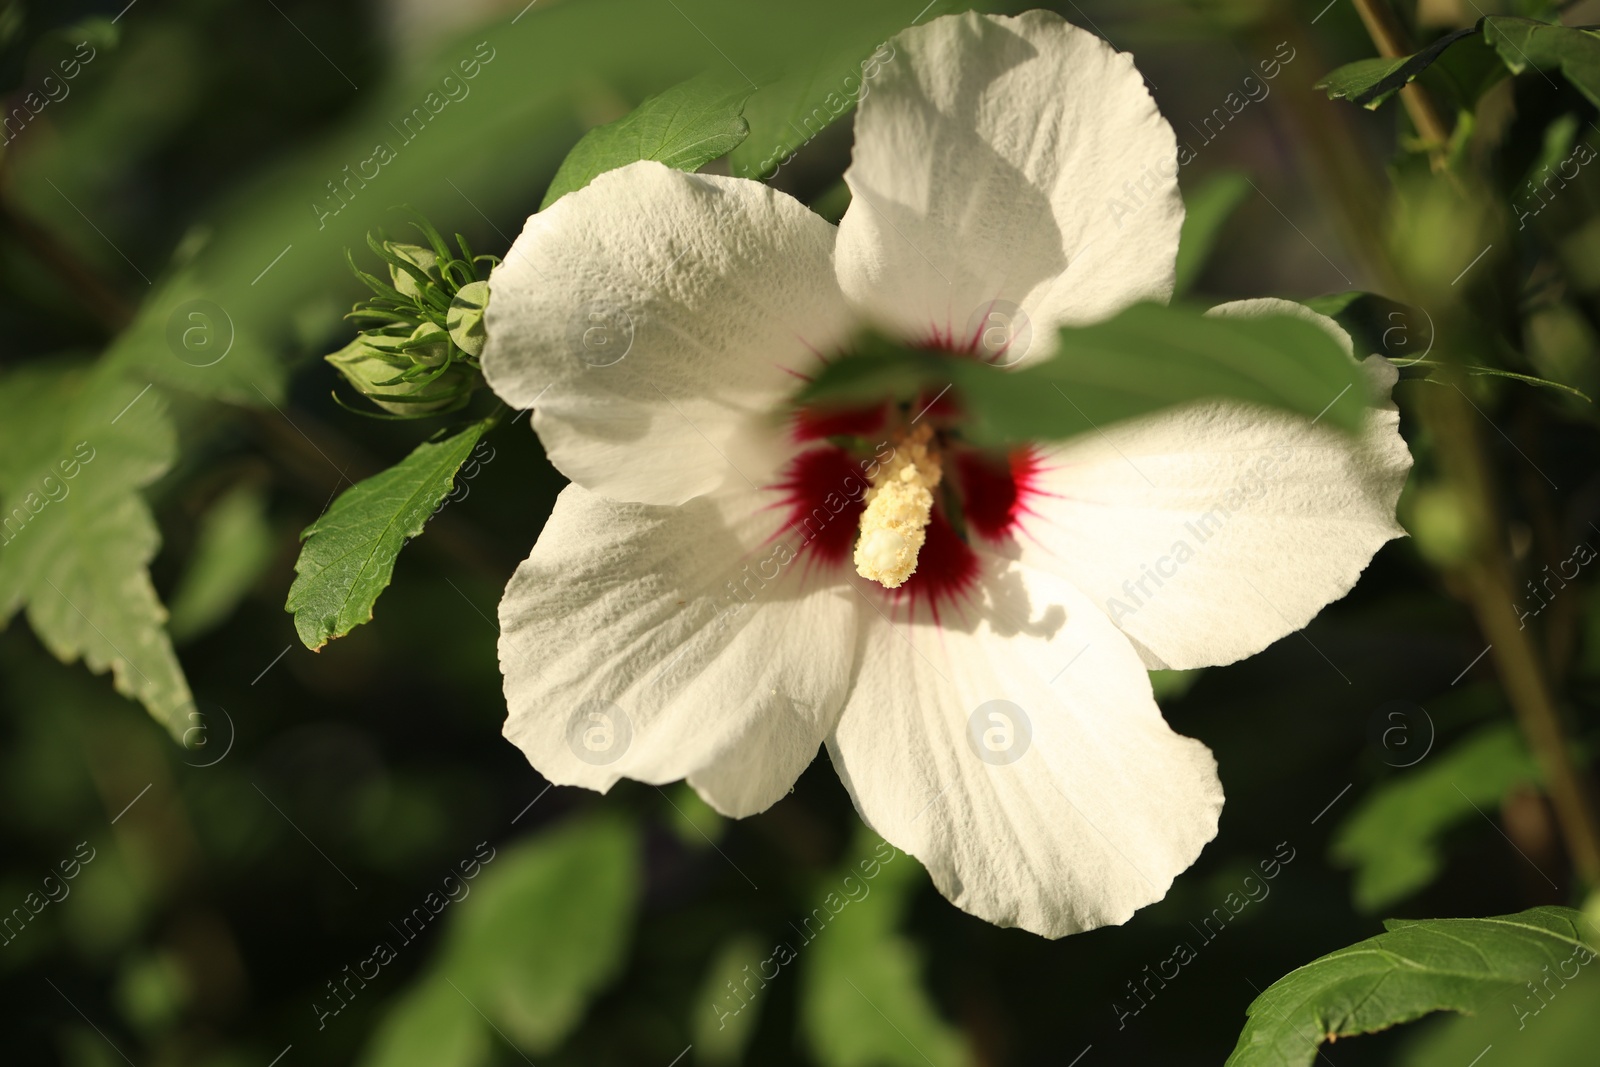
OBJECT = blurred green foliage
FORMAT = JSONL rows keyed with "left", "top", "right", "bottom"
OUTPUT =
{"left": 166, "top": 482, "right": 275, "bottom": 645}
{"left": 1331, "top": 718, "right": 1542, "bottom": 912}
{"left": 360, "top": 815, "right": 639, "bottom": 1065}
{"left": 799, "top": 833, "right": 973, "bottom": 1067}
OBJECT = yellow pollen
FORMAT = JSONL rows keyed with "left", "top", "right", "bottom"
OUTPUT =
{"left": 854, "top": 424, "right": 943, "bottom": 589}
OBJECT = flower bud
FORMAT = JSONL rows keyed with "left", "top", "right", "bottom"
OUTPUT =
{"left": 400, "top": 322, "right": 451, "bottom": 367}
{"left": 448, "top": 280, "right": 489, "bottom": 359}
{"left": 387, "top": 243, "right": 441, "bottom": 299}
{"left": 327, "top": 336, "right": 469, "bottom": 415}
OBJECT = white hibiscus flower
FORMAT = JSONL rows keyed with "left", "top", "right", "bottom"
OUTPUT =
{"left": 482, "top": 10, "right": 1411, "bottom": 937}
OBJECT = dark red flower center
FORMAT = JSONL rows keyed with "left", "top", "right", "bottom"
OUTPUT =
{"left": 772, "top": 386, "right": 1040, "bottom": 617}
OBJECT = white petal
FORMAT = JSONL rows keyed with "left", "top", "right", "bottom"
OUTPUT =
{"left": 1016, "top": 299, "right": 1412, "bottom": 670}
{"left": 828, "top": 555, "right": 1222, "bottom": 937}
{"left": 483, "top": 161, "right": 855, "bottom": 505}
{"left": 498, "top": 482, "right": 856, "bottom": 816}
{"left": 835, "top": 11, "right": 1181, "bottom": 359}
{"left": 1206, "top": 296, "right": 1356, "bottom": 354}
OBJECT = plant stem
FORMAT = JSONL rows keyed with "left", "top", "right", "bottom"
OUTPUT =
{"left": 1342, "top": 0, "right": 1600, "bottom": 890}
{"left": 1420, "top": 378, "right": 1600, "bottom": 888}
{"left": 1350, "top": 0, "right": 1454, "bottom": 162}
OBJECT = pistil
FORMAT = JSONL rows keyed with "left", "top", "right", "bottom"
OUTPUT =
{"left": 854, "top": 424, "right": 943, "bottom": 588}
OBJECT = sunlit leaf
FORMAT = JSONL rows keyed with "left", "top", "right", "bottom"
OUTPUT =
{"left": 540, "top": 74, "right": 754, "bottom": 210}
{"left": 1483, "top": 16, "right": 1600, "bottom": 109}
{"left": 1225, "top": 906, "right": 1595, "bottom": 1066}
{"left": 286, "top": 417, "right": 493, "bottom": 650}
{"left": 0, "top": 365, "right": 191, "bottom": 737}
{"left": 1314, "top": 21, "right": 1510, "bottom": 114}
{"left": 1317, "top": 54, "right": 1414, "bottom": 108}
{"left": 800, "top": 303, "right": 1370, "bottom": 446}
{"left": 726, "top": 26, "right": 904, "bottom": 181}
{"left": 1315, "top": 27, "right": 1481, "bottom": 109}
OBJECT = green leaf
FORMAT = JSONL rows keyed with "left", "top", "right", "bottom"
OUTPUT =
{"left": 167, "top": 483, "right": 276, "bottom": 644}
{"left": 1175, "top": 170, "right": 1250, "bottom": 295}
{"left": 800, "top": 303, "right": 1370, "bottom": 446}
{"left": 1149, "top": 668, "right": 1203, "bottom": 703}
{"left": 727, "top": 31, "right": 901, "bottom": 181}
{"left": 663, "top": 780, "right": 727, "bottom": 849}
{"left": 1483, "top": 16, "right": 1600, "bottom": 109}
{"left": 1225, "top": 906, "right": 1596, "bottom": 1066}
{"left": 1398, "top": 937, "right": 1600, "bottom": 1066}
{"left": 1302, "top": 290, "right": 1428, "bottom": 361}
{"left": 85, "top": 5, "right": 713, "bottom": 406}
{"left": 0, "top": 365, "right": 192, "bottom": 738}
{"left": 1525, "top": 110, "right": 1582, "bottom": 190}
{"left": 1428, "top": 33, "right": 1517, "bottom": 112}
{"left": 800, "top": 832, "right": 973, "bottom": 1067}
{"left": 540, "top": 74, "right": 754, "bottom": 210}
{"left": 693, "top": 933, "right": 767, "bottom": 1065}
{"left": 1317, "top": 54, "right": 1414, "bottom": 108}
{"left": 358, "top": 816, "right": 639, "bottom": 1066}
{"left": 1330, "top": 723, "right": 1541, "bottom": 912}
{"left": 1515, "top": 0, "right": 1567, "bottom": 20}
{"left": 48, "top": 0, "right": 937, "bottom": 409}
{"left": 1315, "top": 26, "right": 1481, "bottom": 109}
{"left": 357, "top": 966, "right": 495, "bottom": 1067}
{"left": 286, "top": 417, "right": 492, "bottom": 650}
{"left": 446, "top": 816, "right": 639, "bottom": 1050}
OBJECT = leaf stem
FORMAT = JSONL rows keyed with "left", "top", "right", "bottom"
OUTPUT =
{"left": 0, "top": 191, "right": 133, "bottom": 331}
{"left": 1350, "top": 0, "right": 1455, "bottom": 163}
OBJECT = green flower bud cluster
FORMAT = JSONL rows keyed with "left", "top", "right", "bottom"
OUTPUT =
{"left": 327, "top": 212, "right": 496, "bottom": 417}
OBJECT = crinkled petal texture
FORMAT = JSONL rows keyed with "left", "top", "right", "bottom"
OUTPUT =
{"left": 499, "top": 482, "right": 856, "bottom": 817}
{"left": 836, "top": 10, "right": 1181, "bottom": 356}
{"left": 828, "top": 554, "right": 1223, "bottom": 937}
{"left": 1017, "top": 299, "right": 1412, "bottom": 670}
{"left": 482, "top": 161, "right": 855, "bottom": 505}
